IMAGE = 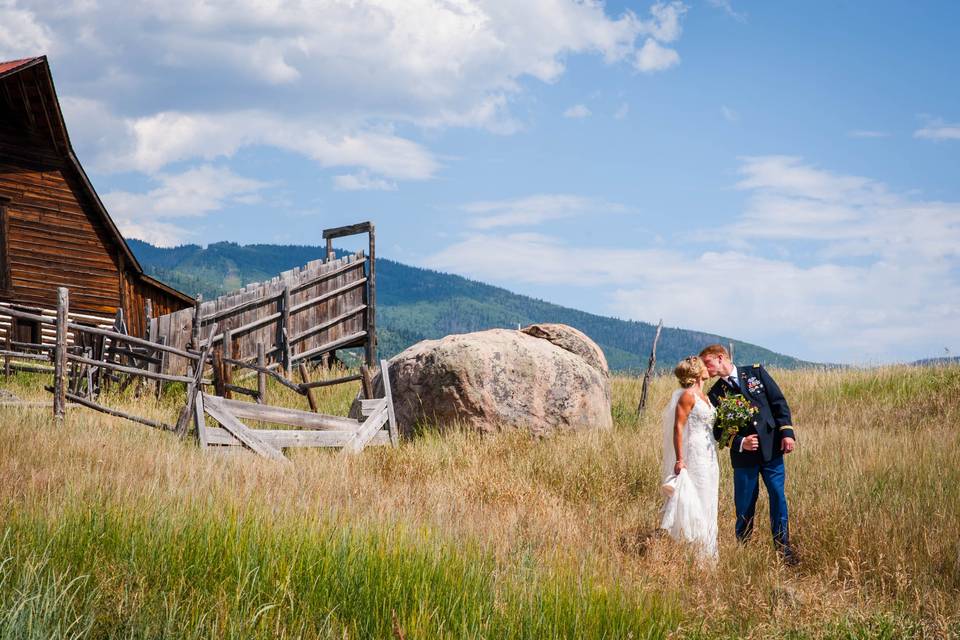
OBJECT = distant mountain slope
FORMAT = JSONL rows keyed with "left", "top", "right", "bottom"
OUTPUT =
{"left": 129, "top": 239, "right": 812, "bottom": 371}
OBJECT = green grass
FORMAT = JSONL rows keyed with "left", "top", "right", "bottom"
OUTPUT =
{"left": 0, "top": 503, "right": 675, "bottom": 639}
{"left": 0, "top": 365, "right": 957, "bottom": 638}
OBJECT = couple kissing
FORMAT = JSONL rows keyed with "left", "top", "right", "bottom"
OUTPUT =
{"left": 659, "top": 344, "right": 797, "bottom": 565}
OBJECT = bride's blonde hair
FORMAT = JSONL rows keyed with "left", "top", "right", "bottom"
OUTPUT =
{"left": 674, "top": 356, "right": 706, "bottom": 388}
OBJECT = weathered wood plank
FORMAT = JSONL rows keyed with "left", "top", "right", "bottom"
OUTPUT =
{"left": 202, "top": 395, "right": 289, "bottom": 463}
{"left": 342, "top": 406, "right": 389, "bottom": 454}
{"left": 206, "top": 427, "right": 391, "bottom": 448}
{"left": 380, "top": 358, "right": 398, "bottom": 447}
{"left": 205, "top": 396, "right": 361, "bottom": 431}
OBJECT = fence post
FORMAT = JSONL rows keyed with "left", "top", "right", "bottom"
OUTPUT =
{"left": 190, "top": 295, "right": 202, "bottom": 351}
{"left": 53, "top": 287, "right": 69, "bottom": 422}
{"left": 366, "top": 223, "right": 377, "bottom": 366}
{"left": 281, "top": 285, "right": 291, "bottom": 376}
{"left": 256, "top": 342, "right": 266, "bottom": 404}
{"left": 637, "top": 319, "right": 663, "bottom": 416}
{"left": 4, "top": 328, "right": 10, "bottom": 380}
{"left": 298, "top": 362, "right": 319, "bottom": 412}
{"left": 144, "top": 298, "right": 152, "bottom": 340}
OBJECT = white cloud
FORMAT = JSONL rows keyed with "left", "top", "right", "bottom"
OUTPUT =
{"left": 461, "top": 194, "right": 627, "bottom": 229}
{"left": 102, "top": 165, "right": 267, "bottom": 245}
{"left": 0, "top": 2, "right": 52, "bottom": 58}
{"left": 847, "top": 130, "right": 890, "bottom": 138}
{"left": 16, "top": 2, "right": 672, "bottom": 144}
{"left": 332, "top": 171, "right": 398, "bottom": 192}
{"left": 6, "top": 1, "right": 688, "bottom": 188}
{"left": 423, "top": 160, "right": 960, "bottom": 363}
{"left": 914, "top": 118, "right": 960, "bottom": 141}
{"left": 721, "top": 105, "right": 738, "bottom": 122}
{"left": 563, "top": 104, "right": 591, "bottom": 119}
{"left": 614, "top": 102, "right": 629, "bottom": 119}
{"left": 634, "top": 38, "right": 680, "bottom": 73}
{"left": 638, "top": 1, "right": 688, "bottom": 43}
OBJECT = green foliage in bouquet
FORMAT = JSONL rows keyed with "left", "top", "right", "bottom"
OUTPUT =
{"left": 715, "top": 394, "right": 759, "bottom": 449}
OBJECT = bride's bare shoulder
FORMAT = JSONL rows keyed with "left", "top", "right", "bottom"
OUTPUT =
{"left": 677, "top": 388, "right": 696, "bottom": 408}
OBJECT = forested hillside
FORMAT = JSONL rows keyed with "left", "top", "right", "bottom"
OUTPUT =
{"left": 129, "top": 240, "right": 811, "bottom": 371}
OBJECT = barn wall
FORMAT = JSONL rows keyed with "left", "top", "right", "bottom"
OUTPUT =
{"left": 0, "top": 66, "right": 192, "bottom": 334}
{"left": 0, "top": 121, "right": 123, "bottom": 316}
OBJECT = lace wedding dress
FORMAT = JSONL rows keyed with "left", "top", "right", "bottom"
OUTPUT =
{"left": 660, "top": 389, "right": 719, "bottom": 561}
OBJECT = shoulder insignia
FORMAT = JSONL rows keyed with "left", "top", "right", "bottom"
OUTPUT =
{"left": 753, "top": 363, "right": 761, "bottom": 368}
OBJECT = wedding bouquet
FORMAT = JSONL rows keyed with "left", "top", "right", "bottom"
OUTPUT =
{"left": 715, "top": 394, "right": 759, "bottom": 449}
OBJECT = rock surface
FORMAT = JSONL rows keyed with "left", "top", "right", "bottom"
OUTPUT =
{"left": 520, "top": 323, "right": 609, "bottom": 374}
{"left": 364, "top": 326, "right": 612, "bottom": 436}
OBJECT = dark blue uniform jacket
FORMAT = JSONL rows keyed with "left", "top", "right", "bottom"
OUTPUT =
{"left": 707, "top": 364, "right": 795, "bottom": 468}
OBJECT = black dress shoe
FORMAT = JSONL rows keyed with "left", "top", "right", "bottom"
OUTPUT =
{"left": 781, "top": 547, "right": 799, "bottom": 566}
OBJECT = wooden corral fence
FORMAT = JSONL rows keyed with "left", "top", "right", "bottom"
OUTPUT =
{"left": 0, "top": 280, "right": 396, "bottom": 461}
{"left": 153, "top": 222, "right": 377, "bottom": 381}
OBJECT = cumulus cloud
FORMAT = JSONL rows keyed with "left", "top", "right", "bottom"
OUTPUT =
{"left": 0, "top": 2, "right": 52, "bottom": 58}
{"left": 1, "top": 0, "right": 688, "bottom": 196}
{"left": 634, "top": 38, "right": 680, "bottom": 73}
{"left": 423, "top": 159, "right": 960, "bottom": 362}
{"left": 563, "top": 104, "right": 591, "bottom": 119}
{"left": 102, "top": 165, "right": 267, "bottom": 245}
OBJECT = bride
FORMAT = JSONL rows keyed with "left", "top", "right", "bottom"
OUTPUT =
{"left": 660, "top": 356, "right": 719, "bottom": 561}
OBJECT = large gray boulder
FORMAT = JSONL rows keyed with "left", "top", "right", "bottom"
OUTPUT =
{"left": 365, "top": 326, "right": 612, "bottom": 436}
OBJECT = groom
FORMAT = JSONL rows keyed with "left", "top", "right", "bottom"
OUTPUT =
{"left": 699, "top": 344, "right": 797, "bottom": 564}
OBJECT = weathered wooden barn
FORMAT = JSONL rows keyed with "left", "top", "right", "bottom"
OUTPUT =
{"left": 0, "top": 55, "right": 192, "bottom": 342}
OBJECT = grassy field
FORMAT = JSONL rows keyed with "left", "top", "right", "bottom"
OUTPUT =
{"left": 0, "top": 364, "right": 957, "bottom": 638}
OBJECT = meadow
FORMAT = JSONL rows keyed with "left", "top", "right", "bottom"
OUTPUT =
{"left": 0, "top": 364, "right": 956, "bottom": 639}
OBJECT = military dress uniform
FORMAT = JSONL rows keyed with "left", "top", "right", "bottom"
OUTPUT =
{"left": 707, "top": 363, "right": 795, "bottom": 559}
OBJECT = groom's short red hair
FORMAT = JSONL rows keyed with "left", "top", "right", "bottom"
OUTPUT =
{"left": 699, "top": 344, "right": 729, "bottom": 359}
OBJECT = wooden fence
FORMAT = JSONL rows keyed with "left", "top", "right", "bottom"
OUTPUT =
{"left": 0, "top": 286, "right": 396, "bottom": 460}
{"left": 153, "top": 250, "right": 373, "bottom": 377}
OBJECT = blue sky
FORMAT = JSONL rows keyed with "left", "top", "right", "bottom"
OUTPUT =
{"left": 2, "top": 1, "right": 958, "bottom": 364}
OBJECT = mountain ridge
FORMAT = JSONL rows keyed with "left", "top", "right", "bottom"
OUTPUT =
{"left": 128, "top": 239, "right": 814, "bottom": 371}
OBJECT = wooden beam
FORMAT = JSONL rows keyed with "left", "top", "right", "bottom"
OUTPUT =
{"left": 289, "top": 305, "right": 366, "bottom": 344}
{"left": 66, "top": 353, "right": 193, "bottom": 384}
{"left": 322, "top": 222, "right": 372, "bottom": 240}
{"left": 205, "top": 427, "right": 391, "bottom": 449}
{"left": 291, "top": 331, "right": 367, "bottom": 364}
{"left": 202, "top": 395, "right": 289, "bottom": 463}
{"left": 287, "top": 280, "right": 366, "bottom": 315}
{"left": 380, "top": 358, "right": 398, "bottom": 447}
{"left": 64, "top": 391, "right": 175, "bottom": 432}
{"left": 206, "top": 396, "right": 361, "bottom": 431}
{"left": 297, "top": 373, "right": 362, "bottom": 391}
{"left": 342, "top": 406, "right": 389, "bottom": 455}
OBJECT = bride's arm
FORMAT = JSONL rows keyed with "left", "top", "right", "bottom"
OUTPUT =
{"left": 673, "top": 391, "right": 695, "bottom": 474}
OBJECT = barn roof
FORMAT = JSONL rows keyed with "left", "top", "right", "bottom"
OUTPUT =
{"left": 0, "top": 55, "right": 194, "bottom": 306}
{"left": 0, "top": 57, "right": 43, "bottom": 78}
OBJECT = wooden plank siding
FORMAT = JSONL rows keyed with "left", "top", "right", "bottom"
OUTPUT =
{"left": 0, "top": 56, "right": 192, "bottom": 338}
{"left": 155, "top": 252, "right": 369, "bottom": 374}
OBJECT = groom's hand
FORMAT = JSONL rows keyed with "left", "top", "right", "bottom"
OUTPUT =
{"left": 781, "top": 437, "right": 796, "bottom": 454}
{"left": 742, "top": 435, "right": 759, "bottom": 451}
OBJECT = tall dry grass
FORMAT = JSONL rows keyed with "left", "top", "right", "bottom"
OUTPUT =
{"left": 0, "top": 365, "right": 957, "bottom": 638}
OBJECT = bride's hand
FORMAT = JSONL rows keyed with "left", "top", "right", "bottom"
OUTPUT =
{"left": 674, "top": 460, "right": 686, "bottom": 475}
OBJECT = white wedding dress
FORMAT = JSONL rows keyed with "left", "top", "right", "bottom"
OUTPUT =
{"left": 659, "top": 389, "right": 719, "bottom": 561}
